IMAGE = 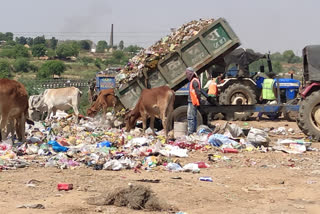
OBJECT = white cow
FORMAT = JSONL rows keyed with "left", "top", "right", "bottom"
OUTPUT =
{"left": 32, "top": 87, "right": 82, "bottom": 121}
{"left": 29, "top": 94, "right": 46, "bottom": 121}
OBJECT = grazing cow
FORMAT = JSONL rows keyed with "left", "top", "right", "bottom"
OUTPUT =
{"left": 0, "top": 79, "right": 29, "bottom": 141}
{"left": 32, "top": 87, "right": 82, "bottom": 121}
{"left": 125, "top": 86, "right": 175, "bottom": 137}
{"left": 28, "top": 94, "right": 45, "bottom": 121}
{"left": 87, "top": 89, "right": 118, "bottom": 117}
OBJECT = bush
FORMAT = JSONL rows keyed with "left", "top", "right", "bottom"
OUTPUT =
{"left": 37, "top": 60, "right": 66, "bottom": 79}
{"left": 94, "top": 58, "right": 102, "bottom": 69}
{"left": 47, "top": 48, "right": 56, "bottom": 59}
{"left": 96, "top": 40, "right": 108, "bottom": 53}
{"left": 13, "top": 58, "right": 30, "bottom": 73}
{"left": 32, "top": 44, "right": 47, "bottom": 57}
{"left": 0, "top": 48, "right": 15, "bottom": 58}
{"left": 17, "top": 77, "right": 41, "bottom": 96}
{"left": 79, "top": 40, "right": 91, "bottom": 50}
{"left": 13, "top": 44, "right": 30, "bottom": 58}
{"left": 56, "top": 41, "right": 80, "bottom": 59}
{"left": 79, "top": 56, "right": 94, "bottom": 66}
{"left": 0, "top": 59, "right": 12, "bottom": 78}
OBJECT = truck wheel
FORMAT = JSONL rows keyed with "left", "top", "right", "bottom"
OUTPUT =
{"left": 284, "top": 99, "right": 299, "bottom": 122}
{"left": 172, "top": 105, "right": 203, "bottom": 127}
{"left": 297, "top": 91, "right": 320, "bottom": 140}
{"left": 219, "top": 83, "right": 257, "bottom": 121}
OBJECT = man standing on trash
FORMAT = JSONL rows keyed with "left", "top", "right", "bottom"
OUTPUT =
{"left": 186, "top": 67, "right": 201, "bottom": 135}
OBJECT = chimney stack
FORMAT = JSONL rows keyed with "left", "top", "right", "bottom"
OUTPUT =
{"left": 109, "top": 24, "right": 114, "bottom": 49}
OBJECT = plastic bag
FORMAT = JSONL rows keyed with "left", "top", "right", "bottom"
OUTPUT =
{"left": 246, "top": 128, "right": 270, "bottom": 147}
{"left": 166, "top": 163, "right": 182, "bottom": 171}
{"left": 183, "top": 163, "right": 200, "bottom": 173}
{"left": 208, "top": 134, "right": 238, "bottom": 147}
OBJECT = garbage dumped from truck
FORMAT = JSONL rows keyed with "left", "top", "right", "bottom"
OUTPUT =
{"left": 0, "top": 115, "right": 315, "bottom": 172}
{"left": 115, "top": 18, "right": 215, "bottom": 85}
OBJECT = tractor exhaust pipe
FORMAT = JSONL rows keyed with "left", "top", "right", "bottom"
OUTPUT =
{"left": 267, "top": 53, "right": 273, "bottom": 73}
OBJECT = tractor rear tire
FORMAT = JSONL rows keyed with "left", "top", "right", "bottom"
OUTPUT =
{"left": 284, "top": 99, "right": 300, "bottom": 122}
{"left": 297, "top": 91, "right": 320, "bottom": 140}
{"left": 172, "top": 105, "right": 203, "bottom": 127}
{"left": 219, "top": 83, "right": 257, "bottom": 121}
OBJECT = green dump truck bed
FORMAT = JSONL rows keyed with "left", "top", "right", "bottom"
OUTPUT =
{"left": 115, "top": 18, "right": 240, "bottom": 109}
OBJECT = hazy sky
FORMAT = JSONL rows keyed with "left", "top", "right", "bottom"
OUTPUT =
{"left": 0, "top": 0, "right": 319, "bottom": 55}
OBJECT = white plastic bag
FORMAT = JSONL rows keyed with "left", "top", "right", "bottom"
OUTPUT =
{"left": 246, "top": 128, "right": 270, "bottom": 147}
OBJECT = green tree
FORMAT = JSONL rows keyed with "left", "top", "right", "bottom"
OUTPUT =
{"left": 56, "top": 41, "right": 80, "bottom": 59}
{"left": 13, "top": 44, "right": 29, "bottom": 58}
{"left": 47, "top": 48, "right": 56, "bottom": 59}
{"left": 26, "top": 37, "right": 34, "bottom": 46}
{"left": 96, "top": 40, "right": 108, "bottom": 53}
{"left": 282, "top": 50, "right": 297, "bottom": 63}
{"left": 0, "top": 59, "right": 12, "bottom": 78}
{"left": 124, "top": 45, "right": 143, "bottom": 54}
{"left": 79, "top": 40, "right": 91, "bottom": 50}
{"left": 118, "top": 40, "right": 124, "bottom": 50}
{"left": 33, "top": 36, "right": 46, "bottom": 45}
{"left": 37, "top": 60, "right": 66, "bottom": 79}
{"left": 13, "top": 58, "right": 31, "bottom": 73}
{"left": 47, "top": 37, "right": 58, "bottom": 49}
{"left": 5, "top": 32, "right": 13, "bottom": 41}
{"left": 32, "top": 44, "right": 47, "bottom": 57}
{"left": 272, "top": 61, "right": 283, "bottom": 73}
{"left": 112, "top": 50, "right": 125, "bottom": 61}
{"left": 15, "top": 36, "right": 27, "bottom": 45}
{"left": 0, "top": 32, "right": 13, "bottom": 41}
{"left": 270, "top": 52, "right": 283, "bottom": 62}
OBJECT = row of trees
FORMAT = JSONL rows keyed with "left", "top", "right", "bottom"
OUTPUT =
{"left": 0, "top": 58, "right": 65, "bottom": 79}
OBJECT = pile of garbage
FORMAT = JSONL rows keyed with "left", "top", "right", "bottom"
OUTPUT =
{"left": 115, "top": 18, "right": 215, "bottom": 85}
{"left": 0, "top": 116, "right": 314, "bottom": 172}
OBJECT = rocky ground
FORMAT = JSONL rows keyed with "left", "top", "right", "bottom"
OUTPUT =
{"left": 1, "top": 118, "right": 320, "bottom": 214}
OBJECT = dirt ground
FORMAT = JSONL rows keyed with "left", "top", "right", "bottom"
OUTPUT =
{"left": 1, "top": 118, "right": 320, "bottom": 214}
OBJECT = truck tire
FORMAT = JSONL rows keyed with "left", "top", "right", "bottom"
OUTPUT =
{"left": 219, "top": 83, "right": 257, "bottom": 121}
{"left": 284, "top": 99, "right": 299, "bottom": 122}
{"left": 172, "top": 105, "right": 203, "bottom": 127}
{"left": 297, "top": 91, "right": 320, "bottom": 140}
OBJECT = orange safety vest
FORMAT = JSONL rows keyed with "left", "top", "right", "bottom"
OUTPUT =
{"left": 208, "top": 79, "right": 218, "bottom": 97}
{"left": 190, "top": 78, "right": 200, "bottom": 106}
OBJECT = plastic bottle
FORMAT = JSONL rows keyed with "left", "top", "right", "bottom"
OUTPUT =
{"left": 222, "top": 148, "right": 239, "bottom": 153}
{"left": 57, "top": 183, "right": 73, "bottom": 191}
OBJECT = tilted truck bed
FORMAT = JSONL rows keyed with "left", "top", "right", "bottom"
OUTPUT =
{"left": 115, "top": 18, "right": 241, "bottom": 109}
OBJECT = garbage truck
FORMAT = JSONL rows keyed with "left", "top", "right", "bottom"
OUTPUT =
{"left": 113, "top": 18, "right": 311, "bottom": 137}
{"left": 114, "top": 18, "right": 241, "bottom": 125}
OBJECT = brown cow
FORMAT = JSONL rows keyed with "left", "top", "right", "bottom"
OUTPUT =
{"left": 87, "top": 89, "right": 118, "bottom": 117}
{"left": 125, "top": 86, "right": 175, "bottom": 137}
{"left": 0, "top": 79, "right": 29, "bottom": 142}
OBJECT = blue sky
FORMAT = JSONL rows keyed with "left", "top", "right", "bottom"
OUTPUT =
{"left": 0, "top": 0, "right": 319, "bottom": 55}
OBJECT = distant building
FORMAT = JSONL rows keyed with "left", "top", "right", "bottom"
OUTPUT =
{"left": 91, "top": 42, "right": 96, "bottom": 53}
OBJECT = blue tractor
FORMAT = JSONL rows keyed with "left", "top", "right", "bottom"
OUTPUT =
{"left": 212, "top": 48, "right": 301, "bottom": 121}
